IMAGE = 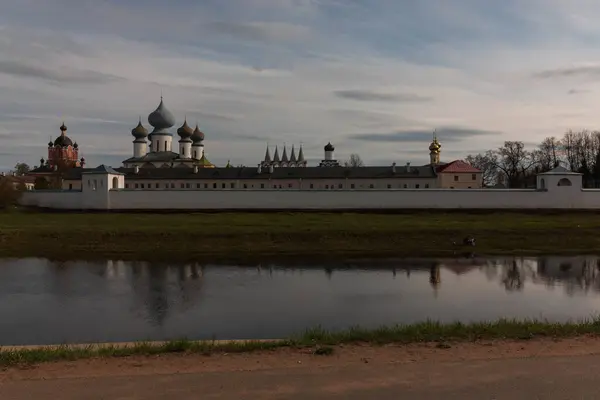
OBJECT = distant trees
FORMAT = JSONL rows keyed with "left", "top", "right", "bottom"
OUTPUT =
{"left": 0, "top": 177, "right": 23, "bottom": 209}
{"left": 465, "top": 129, "right": 600, "bottom": 188}
{"left": 344, "top": 153, "right": 364, "bottom": 167}
{"left": 12, "top": 163, "right": 30, "bottom": 176}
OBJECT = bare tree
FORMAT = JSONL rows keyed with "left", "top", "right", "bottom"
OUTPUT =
{"left": 465, "top": 150, "right": 498, "bottom": 187}
{"left": 344, "top": 154, "right": 364, "bottom": 167}
{"left": 495, "top": 141, "right": 536, "bottom": 188}
{"left": 535, "top": 137, "right": 563, "bottom": 172}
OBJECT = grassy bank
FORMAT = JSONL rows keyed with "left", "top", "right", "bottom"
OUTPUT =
{"left": 2, "top": 210, "right": 600, "bottom": 259}
{"left": 2, "top": 318, "right": 600, "bottom": 367}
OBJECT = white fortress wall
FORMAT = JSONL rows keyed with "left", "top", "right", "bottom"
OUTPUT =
{"left": 20, "top": 191, "right": 83, "bottom": 209}
{"left": 105, "top": 188, "right": 569, "bottom": 210}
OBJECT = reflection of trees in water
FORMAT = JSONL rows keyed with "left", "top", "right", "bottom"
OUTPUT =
{"left": 501, "top": 260, "right": 524, "bottom": 292}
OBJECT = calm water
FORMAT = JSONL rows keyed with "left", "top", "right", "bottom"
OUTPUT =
{"left": 1, "top": 256, "right": 600, "bottom": 346}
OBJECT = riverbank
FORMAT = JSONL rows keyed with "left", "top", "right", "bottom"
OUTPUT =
{"left": 2, "top": 319, "right": 600, "bottom": 367}
{"left": 2, "top": 211, "right": 600, "bottom": 259}
{"left": 5, "top": 338, "right": 600, "bottom": 399}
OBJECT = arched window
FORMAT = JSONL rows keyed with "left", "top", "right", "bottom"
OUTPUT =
{"left": 557, "top": 178, "right": 572, "bottom": 186}
{"left": 112, "top": 177, "right": 119, "bottom": 189}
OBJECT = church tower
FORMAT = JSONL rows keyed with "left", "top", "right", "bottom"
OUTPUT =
{"left": 429, "top": 131, "right": 441, "bottom": 165}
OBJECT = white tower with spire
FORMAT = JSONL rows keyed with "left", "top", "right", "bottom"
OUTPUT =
{"left": 191, "top": 124, "right": 205, "bottom": 160}
{"left": 177, "top": 118, "right": 193, "bottom": 158}
{"left": 131, "top": 117, "right": 148, "bottom": 158}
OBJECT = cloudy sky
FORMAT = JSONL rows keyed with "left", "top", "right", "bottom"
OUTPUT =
{"left": 0, "top": 0, "right": 599, "bottom": 170}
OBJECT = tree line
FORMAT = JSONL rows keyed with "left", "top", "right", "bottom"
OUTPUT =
{"left": 465, "top": 130, "right": 600, "bottom": 188}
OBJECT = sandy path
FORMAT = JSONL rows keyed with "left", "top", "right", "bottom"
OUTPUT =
{"left": 3, "top": 337, "right": 600, "bottom": 399}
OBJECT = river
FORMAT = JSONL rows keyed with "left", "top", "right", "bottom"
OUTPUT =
{"left": 1, "top": 256, "right": 599, "bottom": 346}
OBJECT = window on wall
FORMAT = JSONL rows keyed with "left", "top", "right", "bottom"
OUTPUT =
{"left": 261, "top": 183, "right": 265, "bottom": 189}
{"left": 325, "top": 185, "right": 329, "bottom": 189}
{"left": 69, "top": 184, "right": 73, "bottom": 190}
{"left": 164, "top": 141, "right": 167, "bottom": 152}
{"left": 243, "top": 184, "right": 247, "bottom": 189}
{"left": 204, "top": 183, "right": 208, "bottom": 189}
{"left": 403, "top": 184, "right": 408, "bottom": 188}
{"left": 180, "top": 183, "right": 185, "bottom": 189}
{"left": 425, "top": 184, "right": 430, "bottom": 188}
{"left": 454, "top": 175, "right": 459, "bottom": 181}
{"left": 197, "top": 183, "right": 201, "bottom": 189}
{"left": 472, "top": 174, "right": 476, "bottom": 180}
{"left": 369, "top": 184, "right": 374, "bottom": 189}
{"left": 156, "top": 183, "right": 159, "bottom": 189}
{"left": 416, "top": 184, "right": 420, "bottom": 189}
{"left": 350, "top": 184, "right": 355, "bottom": 189}
{"left": 387, "top": 184, "right": 391, "bottom": 189}
{"left": 230, "top": 183, "right": 235, "bottom": 189}
{"left": 125, "top": 183, "right": 129, "bottom": 189}
{"left": 222, "top": 183, "right": 226, "bottom": 189}
{"left": 288, "top": 183, "right": 293, "bottom": 188}
{"left": 213, "top": 183, "right": 217, "bottom": 189}
{"left": 141, "top": 184, "right": 144, "bottom": 189}
{"left": 193, "top": 151, "right": 197, "bottom": 159}
{"left": 170, "top": 183, "right": 175, "bottom": 188}
{"left": 338, "top": 184, "right": 343, "bottom": 189}
{"left": 186, "top": 183, "right": 190, "bottom": 189}
{"left": 135, "top": 183, "right": 139, "bottom": 189}
{"left": 310, "top": 184, "right": 314, "bottom": 189}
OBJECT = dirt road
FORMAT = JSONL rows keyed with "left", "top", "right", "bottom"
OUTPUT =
{"left": 3, "top": 337, "right": 600, "bottom": 399}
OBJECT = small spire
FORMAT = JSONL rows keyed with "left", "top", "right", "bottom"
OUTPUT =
{"left": 273, "top": 146, "right": 280, "bottom": 163}
{"left": 297, "top": 143, "right": 305, "bottom": 163}
{"left": 264, "top": 145, "right": 271, "bottom": 163}
{"left": 290, "top": 145, "right": 297, "bottom": 163}
{"left": 281, "top": 144, "right": 289, "bottom": 163}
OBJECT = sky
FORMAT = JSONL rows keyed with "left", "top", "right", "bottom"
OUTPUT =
{"left": 1, "top": 0, "right": 600, "bottom": 170}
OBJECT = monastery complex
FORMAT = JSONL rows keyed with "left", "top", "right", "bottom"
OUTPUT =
{"left": 28, "top": 97, "right": 484, "bottom": 192}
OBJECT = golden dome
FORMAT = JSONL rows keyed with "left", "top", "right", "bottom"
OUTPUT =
{"left": 197, "top": 153, "right": 215, "bottom": 168}
{"left": 429, "top": 132, "right": 441, "bottom": 153}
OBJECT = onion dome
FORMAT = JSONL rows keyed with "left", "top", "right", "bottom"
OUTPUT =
{"left": 54, "top": 135, "right": 73, "bottom": 147}
{"left": 147, "top": 97, "right": 175, "bottom": 133}
{"left": 73, "top": 142, "right": 79, "bottom": 149}
{"left": 131, "top": 118, "right": 149, "bottom": 139}
{"left": 40, "top": 157, "right": 45, "bottom": 165}
{"left": 429, "top": 134, "right": 441, "bottom": 152}
{"left": 191, "top": 124, "right": 205, "bottom": 143}
{"left": 177, "top": 118, "right": 193, "bottom": 139}
{"left": 324, "top": 142, "right": 335, "bottom": 152}
{"left": 60, "top": 122, "right": 67, "bottom": 132}
{"left": 48, "top": 141, "right": 53, "bottom": 148}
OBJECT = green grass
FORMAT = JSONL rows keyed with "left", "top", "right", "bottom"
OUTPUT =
{"left": 2, "top": 318, "right": 600, "bottom": 367}
{"left": 3, "top": 210, "right": 600, "bottom": 259}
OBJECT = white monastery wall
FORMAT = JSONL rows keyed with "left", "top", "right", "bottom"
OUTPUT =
{"left": 20, "top": 191, "right": 82, "bottom": 209}
{"left": 105, "top": 188, "right": 576, "bottom": 210}
{"left": 21, "top": 168, "right": 593, "bottom": 210}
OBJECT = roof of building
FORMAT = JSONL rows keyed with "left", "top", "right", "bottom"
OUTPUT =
{"left": 0, "top": 174, "right": 35, "bottom": 184}
{"left": 81, "top": 165, "right": 124, "bottom": 175}
{"left": 63, "top": 164, "right": 437, "bottom": 181}
{"left": 437, "top": 160, "right": 481, "bottom": 173}
{"left": 122, "top": 151, "right": 193, "bottom": 163}
{"left": 538, "top": 166, "right": 582, "bottom": 175}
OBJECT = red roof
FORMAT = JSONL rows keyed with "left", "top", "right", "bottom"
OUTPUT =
{"left": 437, "top": 160, "right": 481, "bottom": 173}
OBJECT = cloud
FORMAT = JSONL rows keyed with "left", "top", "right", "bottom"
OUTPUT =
{"left": 5, "top": 1, "right": 600, "bottom": 170}
{"left": 533, "top": 65, "right": 600, "bottom": 79}
{"left": 567, "top": 88, "right": 590, "bottom": 95}
{"left": 333, "top": 90, "right": 433, "bottom": 103}
{"left": 204, "top": 21, "right": 312, "bottom": 43}
{"left": 0, "top": 60, "right": 122, "bottom": 84}
{"left": 349, "top": 128, "right": 500, "bottom": 143}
